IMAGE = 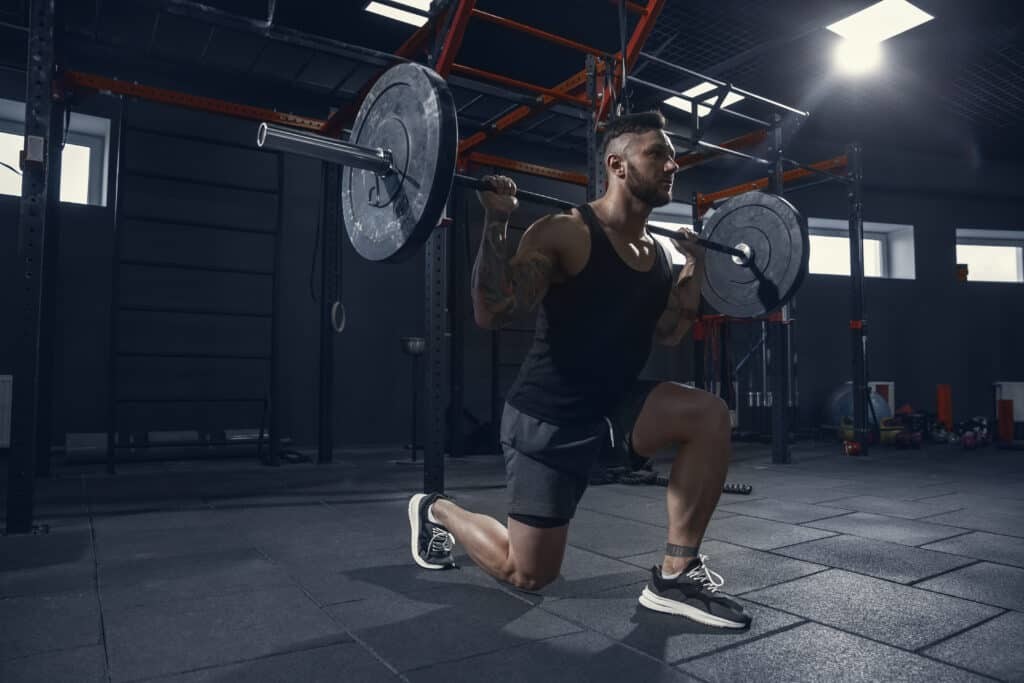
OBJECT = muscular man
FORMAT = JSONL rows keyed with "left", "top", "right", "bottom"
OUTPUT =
{"left": 408, "top": 111, "right": 750, "bottom": 629}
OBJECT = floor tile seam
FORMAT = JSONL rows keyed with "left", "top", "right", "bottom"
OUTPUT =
{"left": 573, "top": 506, "right": 670, "bottom": 529}
{"left": 399, "top": 630, "right": 595, "bottom": 676}
{"left": 86, "top": 485, "right": 115, "bottom": 683}
{"left": 732, "top": 566, "right": 832, "bottom": 597}
{"left": 259, "top": 547, "right": 410, "bottom": 683}
{"left": 671, "top": 619, "right": 810, "bottom": 666}
{"left": 721, "top": 509, "right": 860, "bottom": 525}
{"left": 97, "top": 578, "right": 298, "bottom": 614}
{"left": 121, "top": 637, "right": 362, "bottom": 683}
{"left": 798, "top": 519, "right": 975, "bottom": 541}
{"left": 0, "top": 641, "right": 106, "bottom": 666}
{"left": 901, "top": 573, "right": 1024, "bottom": 612}
{"left": 564, "top": 541, "right": 664, "bottom": 568}
{"left": 910, "top": 529, "right": 980, "bottom": 547}
{"left": 911, "top": 608, "right": 1011, "bottom": 655}
{"left": 923, "top": 528, "right": 1024, "bottom": 546}
{"left": 905, "top": 559, "right": 987, "bottom": 587}
{"left": 726, "top": 600, "right": 1006, "bottom": 674}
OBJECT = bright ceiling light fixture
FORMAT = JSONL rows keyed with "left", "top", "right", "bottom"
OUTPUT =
{"left": 663, "top": 82, "right": 745, "bottom": 117}
{"left": 827, "top": 0, "right": 934, "bottom": 43}
{"left": 364, "top": 1, "right": 428, "bottom": 27}
{"left": 826, "top": 0, "right": 932, "bottom": 77}
{"left": 833, "top": 38, "right": 883, "bottom": 76}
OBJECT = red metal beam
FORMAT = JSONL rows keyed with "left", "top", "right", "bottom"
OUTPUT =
{"left": 458, "top": 0, "right": 665, "bottom": 155}
{"left": 608, "top": 0, "right": 647, "bottom": 14}
{"left": 470, "top": 9, "right": 611, "bottom": 58}
{"left": 695, "top": 155, "right": 848, "bottom": 216}
{"left": 320, "top": 3, "right": 458, "bottom": 137}
{"left": 597, "top": 0, "right": 667, "bottom": 122}
{"left": 675, "top": 129, "right": 768, "bottom": 170}
{"left": 434, "top": 0, "right": 478, "bottom": 77}
{"left": 458, "top": 69, "right": 590, "bottom": 155}
{"left": 450, "top": 64, "right": 591, "bottom": 107}
{"left": 464, "top": 152, "right": 588, "bottom": 186}
{"left": 64, "top": 71, "right": 326, "bottom": 131}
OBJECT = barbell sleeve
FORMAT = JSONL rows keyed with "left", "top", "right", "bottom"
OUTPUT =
{"left": 257, "top": 122, "right": 393, "bottom": 175}
{"left": 647, "top": 225, "right": 749, "bottom": 261}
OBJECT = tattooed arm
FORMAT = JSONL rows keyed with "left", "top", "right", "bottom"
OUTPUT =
{"left": 655, "top": 227, "right": 705, "bottom": 346}
{"left": 471, "top": 175, "right": 560, "bottom": 330}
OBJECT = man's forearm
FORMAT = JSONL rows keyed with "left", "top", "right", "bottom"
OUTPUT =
{"left": 471, "top": 211, "right": 515, "bottom": 323}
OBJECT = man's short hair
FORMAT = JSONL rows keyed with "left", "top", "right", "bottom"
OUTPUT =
{"left": 601, "top": 110, "right": 666, "bottom": 156}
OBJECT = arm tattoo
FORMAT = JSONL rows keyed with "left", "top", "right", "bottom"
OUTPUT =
{"left": 472, "top": 215, "right": 553, "bottom": 327}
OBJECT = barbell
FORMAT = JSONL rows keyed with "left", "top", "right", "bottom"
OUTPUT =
{"left": 256, "top": 62, "right": 809, "bottom": 318}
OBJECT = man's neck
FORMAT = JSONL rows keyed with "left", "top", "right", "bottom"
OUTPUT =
{"left": 590, "top": 188, "right": 652, "bottom": 241}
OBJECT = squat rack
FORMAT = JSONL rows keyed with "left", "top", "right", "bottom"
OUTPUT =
{"left": 5, "top": 0, "right": 871, "bottom": 532}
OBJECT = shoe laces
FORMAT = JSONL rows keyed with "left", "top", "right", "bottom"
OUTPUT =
{"left": 428, "top": 525, "right": 454, "bottom": 555}
{"left": 685, "top": 554, "right": 724, "bottom": 593}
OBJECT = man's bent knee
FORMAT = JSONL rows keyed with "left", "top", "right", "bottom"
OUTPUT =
{"left": 509, "top": 570, "right": 559, "bottom": 591}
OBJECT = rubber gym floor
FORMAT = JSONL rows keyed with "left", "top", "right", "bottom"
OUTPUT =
{"left": 2, "top": 443, "right": 1022, "bottom": 682}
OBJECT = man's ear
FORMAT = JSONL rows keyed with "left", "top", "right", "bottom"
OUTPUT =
{"left": 606, "top": 152, "right": 626, "bottom": 179}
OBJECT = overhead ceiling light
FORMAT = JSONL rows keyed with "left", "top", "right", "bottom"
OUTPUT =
{"left": 833, "top": 38, "right": 883, "bottom": 76}
{"left": 388, "top": 0, "right": 431, "bottom": 10}
{"left": 663, "top": 82, "right": 745, "bottom": 117}
{"left": 365, "top": 1, "right": 428, "bottom": 27}
{"left": 827, "top": 0, "right": 933, "bottom": 43}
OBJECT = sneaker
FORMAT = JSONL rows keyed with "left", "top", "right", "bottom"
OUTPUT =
{"left": 638, "top": 555, "right": 751, "bottom": 628}
{"left": 408, "top": 492, "right": 456, "bottom": 570}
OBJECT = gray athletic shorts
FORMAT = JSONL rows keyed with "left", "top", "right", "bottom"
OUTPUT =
{"left": 501, "top": 380, "right": 660, "bottom": 524}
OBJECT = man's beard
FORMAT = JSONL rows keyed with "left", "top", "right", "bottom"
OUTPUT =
{"left": 626, "top": 172, "right": 672, "bottom": 207}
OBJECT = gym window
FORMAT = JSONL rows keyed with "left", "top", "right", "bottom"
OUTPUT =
{"left": 807, "top": 218, "right": 916, "bottom": 279}
{"left": 648, "top": 203, "right": 693, "bottom": 267}
{"left": 0, "top": 98, "right": 110, "bottom": 206}
{"left": 956, "top": 229, "right": 1024, "bottom": 283}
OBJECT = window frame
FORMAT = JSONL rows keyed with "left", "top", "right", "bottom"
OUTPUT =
{"left": 955, "top": 228, "right": 1024, "bottom": 284}
{"left": 807, "top": 217, "right": 917, "bottom": 280}
{"left": 0, "top": 98, "right": 110, "bottom": 206}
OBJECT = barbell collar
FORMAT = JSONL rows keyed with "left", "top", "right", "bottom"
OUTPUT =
{"left": 257, "top": 122, "right": 393, "bottom": 175}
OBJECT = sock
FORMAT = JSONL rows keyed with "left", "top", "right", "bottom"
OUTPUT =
{"left": 660, "top": 566, "right": 684, "bottom": 580}
{"left": 427, "top": 503, "right": 442, "bottom": 525}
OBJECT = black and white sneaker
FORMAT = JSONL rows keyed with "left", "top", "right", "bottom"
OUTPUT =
{"left": 408, "top": 492, "right": 456, "bottom": 570}
{"left": 638, "top": 555, "right": 751, "bottom": 629}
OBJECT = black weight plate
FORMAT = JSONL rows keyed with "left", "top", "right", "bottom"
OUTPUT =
{"left": 343, "top": 63, "right": 458, "bottom": 262}
{"left": 700, "top": 191, "right": 808, "bottom": 317}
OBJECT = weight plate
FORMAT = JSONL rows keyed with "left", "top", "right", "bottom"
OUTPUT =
{"left": 700, "top": 191, "right": 808, "bottom": 317}
{"left": 343, "top": 63, "right": 458, "bottom": 262}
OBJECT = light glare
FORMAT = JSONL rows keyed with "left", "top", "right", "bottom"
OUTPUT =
{"left": 827, "top": 0, "right": 933, "bottom": 43}
{"left": 663, "top": 82, "right": 745, "bottom": 117}
{"left": 364, "top": 2, "right": 428, "bottom": 27}
{"left": 834, "top": 38, "right": 882, "bottom": 76}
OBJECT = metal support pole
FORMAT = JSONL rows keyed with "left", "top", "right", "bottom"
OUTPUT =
{"left": 423, "top": 224, "right": 448, "bottom": 493}
{"left": 6, "top": 0, "right": 57, "bottom": 534}
{"left": 267, "top": 152, "right": 284, "bottom": 464}
{"left": 585, "top": 54, "right": 599, "bottom": 201}
{"left": 447, "top": 190, "right": 465, "bottom": 459}
{"left": 105, "top": 97, "right": 126, "bottom": 476}
{"left": 317, "top": 164, "right": 341, "bottom": 464}
{"left": 768, "top": 115, "right": 790, "bottom": 463}
{"left": 847, "top": 143, "right": 869, "bottom": 455}
{"left": 34, "top": 73, "right": 64, "bottom": 478}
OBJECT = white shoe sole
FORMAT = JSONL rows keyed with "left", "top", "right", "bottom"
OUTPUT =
{"left": 638, "top": 586, "right": 748, "bottom": 629}
{"left": 408, "top": 493, "right": 450, "bottom": 570}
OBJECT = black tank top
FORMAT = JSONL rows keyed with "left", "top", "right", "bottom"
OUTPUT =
{"left": 505, "top": 204, "right": 673, "bottom": 424}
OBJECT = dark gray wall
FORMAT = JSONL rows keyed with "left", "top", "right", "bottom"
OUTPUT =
{"left": 2, "top": 68, "right": 1021, "bottom": 453}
